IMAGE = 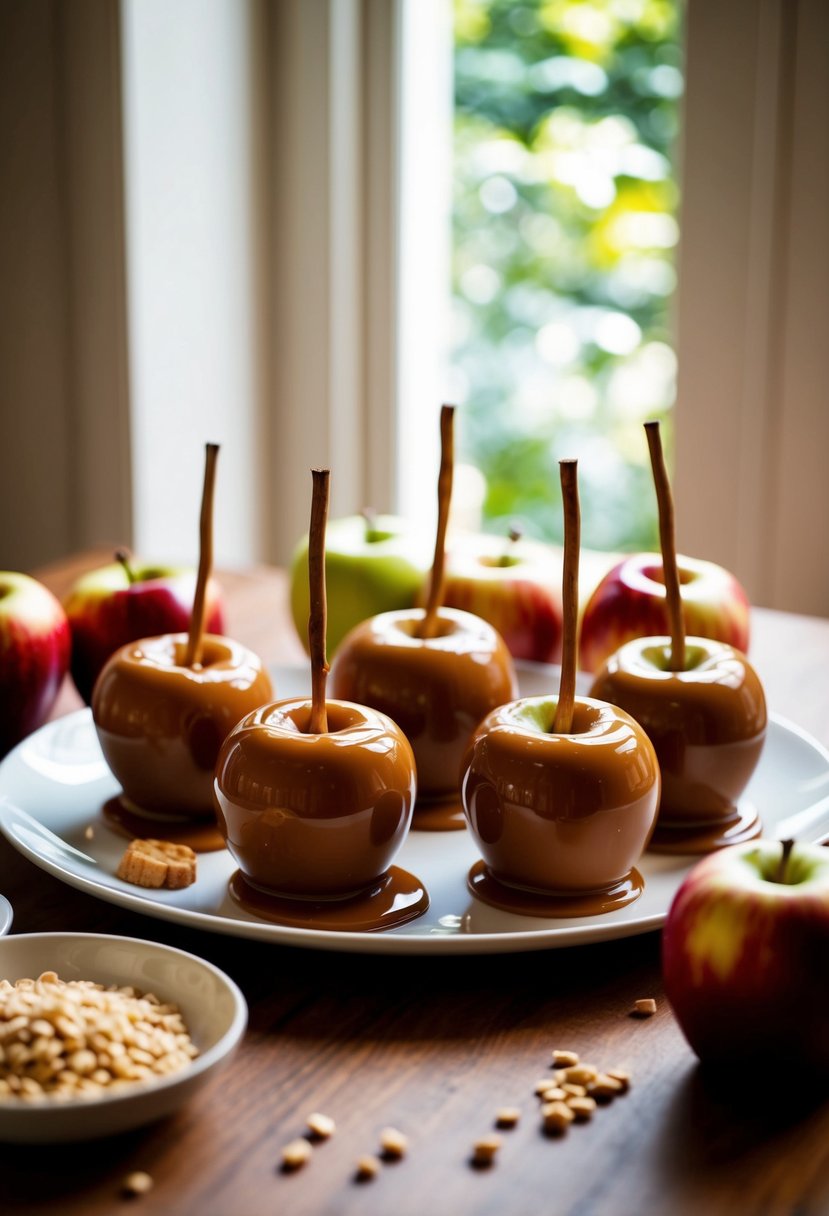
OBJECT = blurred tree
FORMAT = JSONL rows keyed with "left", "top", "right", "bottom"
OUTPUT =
{"left": 452, "top": 0, "right": 682, "bottom": 550}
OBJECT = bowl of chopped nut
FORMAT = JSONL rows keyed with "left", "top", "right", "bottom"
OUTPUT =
{"left": 0, "top": 932, "right": 247, "bottom": 1142}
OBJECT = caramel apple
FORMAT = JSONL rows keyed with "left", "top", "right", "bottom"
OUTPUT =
{"left": 213, "top": 469, "right": 428, "bottom": 931}
{"left": 92, "top": 445, "right": 272, "bottom": 842}
{"left": 589, "top": 422, "right": 766, "bottom": 853}
{"left": 329, "top": 406, "right": 518, "bottom": 829}
{"left": 461, "top": 460, "right": 661, "bottom": 916}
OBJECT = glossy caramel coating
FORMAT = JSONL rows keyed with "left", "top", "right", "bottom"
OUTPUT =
{"left": 462, "top": 697, "right": 660, "bottom": 894}
{"left": 213, "top": 699, "right": 417, "bottom": 898}
{"left": 589, "top": 637, "right": 766, "bottom": 828}
{"left": 93, "top": 633, "right": 272, "bottom": 817}
{"left": 329, "top": 608, "right": 518, "bottom": 798}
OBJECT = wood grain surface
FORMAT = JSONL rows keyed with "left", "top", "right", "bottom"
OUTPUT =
{"left": 0, "top": 554, "right": 827, "bottom": 1216}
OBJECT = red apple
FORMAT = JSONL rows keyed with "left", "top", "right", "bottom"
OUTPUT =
{"left": 436, "top": 532, "right": 563, "bottom": 664}
{"left": 590, "top": 636, "right": 766, "bottom": 850}
{"left": 64, "top": 557, "right": 224, "bottom": 704}
{"left": 214, "top": 698, "right": 417, "bottom": 897}
{"left": 662, "top": 839, "right": 829, "bottom": 1076}
{"left": 579, "top": 553, "right": 750, "bottom": 674}
{"left": 0, "top": 572, "right": 71, "bottom": 757}
{"left": 329, "top": 607, "right": 518, "bottom": 802}
{"left": 461, "top": 695, "right": 660, "bottom": 901}
{"left": 93, "top": 633, "right": 271, "bottom": 817}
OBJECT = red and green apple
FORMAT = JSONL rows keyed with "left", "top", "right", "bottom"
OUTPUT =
{"left": 0, "top": 572, "right": 71, "bottom": 757}
{"left": 64, "top": 556, "right": 224, "bottom": 704}
{"left": 437, "top": 531, "right": 563, "bottom": 665}
{"left": 662, "top": 838, "right": 829, "bottom": 1076}
{"left": 580, "top": 553, "right": 750, "bottom": 674}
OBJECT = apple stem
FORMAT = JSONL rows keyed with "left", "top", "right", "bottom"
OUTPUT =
{"left": 645, "top": 420, "right": 685, "bottom": 672}
{"left": 184, "top": 443, "right": 220, "bottom": 669}
{"left": 775, "top": 838, "right": 795, "bottom": 884}
{"left": 497, "top": 524, "right": 523, "bottom": 567}
{"left": 361, "top": 507, "right": 378, "bottom": 543}
{"left": 553, "top": 459, "right": 579, "bottom": 736}
{"left": 419, "top": 404, "right": 455, "bottom": 640}
{"left": 308, "top": 468, "right": 331, "bottom": 734}
{"left": 114, "top": 548, "right": 137, "bottom": 586}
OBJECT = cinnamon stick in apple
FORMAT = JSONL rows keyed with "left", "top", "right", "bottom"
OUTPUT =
{"left": 644, "top": 420, "right": 685, "bottom": 672}
{"left": 419, "top": 404, "right": 455, "bottom": 640}
{"left": 308, "top": 467, "right": 331, "bottom": 734}
{"left": 184, "top": 442, "right": 220, "bottom": 669}
{"left": 553, "top": 459, "right": 580, "bottom": 735}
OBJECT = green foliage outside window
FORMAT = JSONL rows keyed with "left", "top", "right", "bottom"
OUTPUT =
{"left": 453, "top": 0, "right": 682, "bottom": 551}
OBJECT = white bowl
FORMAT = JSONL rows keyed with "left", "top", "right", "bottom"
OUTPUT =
{"left": 0, "top": 933, "right": 247, "bottom": 1142}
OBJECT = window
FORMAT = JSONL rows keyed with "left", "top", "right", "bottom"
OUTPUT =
{"left": 451, "top": 0, "right": 682, "bottom": 553}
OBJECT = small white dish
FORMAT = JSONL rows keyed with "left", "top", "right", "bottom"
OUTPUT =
{"left": 0, "top": 932, "right": 247, "bottom": 1142}
{"left": 0, "top": 895, "right": 12, "bottom": 937}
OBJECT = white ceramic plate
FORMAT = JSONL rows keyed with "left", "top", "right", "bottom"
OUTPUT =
{"left": 0, "top": 932, "right": 247, "bottom": 1142}
{"left": 0, "top": 664, "right": 827, "bottom": 956}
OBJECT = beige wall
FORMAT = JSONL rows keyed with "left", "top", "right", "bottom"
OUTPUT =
{"left": 0, "top": 0, "right": 131, "bottom": 574}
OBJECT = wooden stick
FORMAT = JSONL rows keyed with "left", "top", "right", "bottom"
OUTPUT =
{"left": 308, "top": 468, "right": 331, "bottom": 734}
{"left": 184, "top": 443, "right": 220, "bottom": 668}
{"left": 553, "top": 459, "right": 579, "bottom": 735}
{"left": 644, "top": 420, "right": 685, "bottom": 672}
{"left": 419, "top": 404, "right": 455, "bottom": 639}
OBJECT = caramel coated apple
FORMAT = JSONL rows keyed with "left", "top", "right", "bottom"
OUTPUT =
{"left": 213, "top": 698, "right": 416, "bottom": 897}
{"left": 328, "top": 607, "right": 518, "bottom": 800}
{"left": 590, "top": 636, "right": 766, "bottom": 849}
{"left": 93, "top": 633, "right": 272, "bottom": 817}
{"left": 462, "top": 695, "right": 661, "bottom": 897}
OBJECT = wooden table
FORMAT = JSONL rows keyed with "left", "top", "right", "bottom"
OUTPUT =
{"left": 2, "top": 554, "right": 828, "bottom": 1216}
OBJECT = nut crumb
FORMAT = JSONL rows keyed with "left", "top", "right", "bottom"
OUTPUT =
{"left": 561, "top": 1064, "right": 598, "bottom": 1085}
{"left": 281, "top": 1139, "right": 312, "bottom": 1171}
{"left": 606, "top": 1068, "right": 631, "bottom": 1091}
{"left": 122, "top": 1171, "right": 153, "bottom": 1197}
{"left": 495, "top": 1106, "right": 520, "bottom": 1128}
{"left": 306, "top": 1111, "right": 335, "bottom": 1140}
{"left": 632, "top": 998, "right": 657, "bottom": 1017}
{"left": 84, "top": 825, "right": 95, "bottom": 841}
{"left": 551, "top": 1049, "right": 579, "bottom": 1068}
{"left": 355, "top": 1156, "right": 379, "bottom": 1182}
{"left": 379, "top": 1126, "right": 408, "bottom": 1159}
{"left": 471, "top": 1134, "right": 501, "bottom": 1168}
{"left": 116, "top": 839, "right": 196, "bottom": 889}
{"left": 566, "top": 1095, "right": 597, "bottom": 1121}
{"left": 541, "top": 1100, "right": 575, "bottom": 1135}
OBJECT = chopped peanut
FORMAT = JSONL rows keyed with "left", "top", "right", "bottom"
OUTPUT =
{"left": 471, "top": 1134, "right": 502, "bottom": 1167}
{"left": 281, "top": 1139, "right": 312, "bottom": 1170}
{"left": 379, "top": 1127, "right": 408, "bottom": 1159}
{"left": 588, "top": 1073, "right": 625, "bottom": 1101}
{"left": 0, "top": 973, "right": 197, "bottom": 1101}
{"left": 306, "top": 1111, "right": 336, "bottom": 1140}
{"left": 355, "top": 1156, "right": 379, "bottom": 1181}
{"left": 606, "top": 1068, "right": 631, "bottom": 1092}
{"left": 561, "top": 1064, "right": 598, "bottom": 1085}
{"left": 632, "top": 998, "right": 657, "bottom": 1017}
{"left": 122, "top": 1171, "right": 153, "bottom": 1197}
{"left": 561, "top": 1082, "right": 587, "bottom": 1099}
{"left": 551, "top": 1049, "right": 579, "bottom": 1068}
{"left": 495, "top": 1107, "right": 521, "bottom": 1128}
{"left": 566, "top": 1095, "right": 597, "bottom": 1121}
{"left": 542, "top": 1100, "right": 575, "bottom": 1134}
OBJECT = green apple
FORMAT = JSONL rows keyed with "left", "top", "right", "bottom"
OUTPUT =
{"left": 289, "top": 514, "right": 431, "bottom": 657}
